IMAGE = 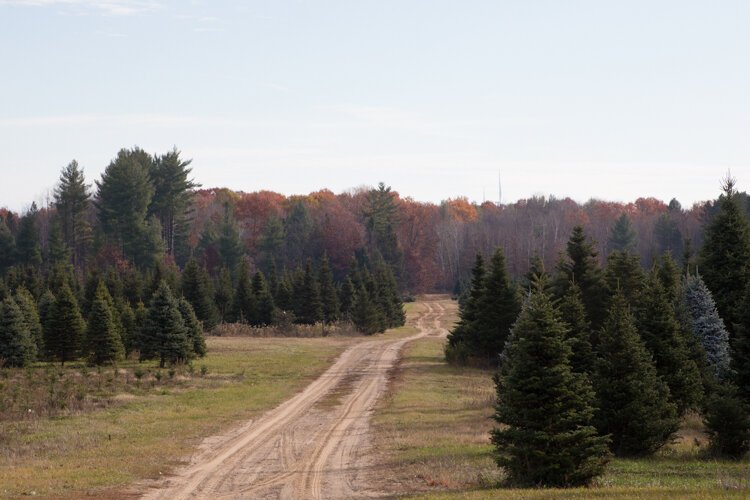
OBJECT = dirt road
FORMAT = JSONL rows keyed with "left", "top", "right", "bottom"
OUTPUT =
{"left": 142, "top": 297, "right": 450, "bottom": 500}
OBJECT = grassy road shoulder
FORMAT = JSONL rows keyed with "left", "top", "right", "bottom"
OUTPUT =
{"left": 0, "top": 336, "right": 357, "bottom": 498}
{"left": 373, "top": 300, "right": 750, "bottom": 499}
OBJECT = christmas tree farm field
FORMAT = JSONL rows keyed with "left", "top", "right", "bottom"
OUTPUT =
{"left": 372, "top": 330, "right": 750, "bottom": 498}
{"left": 0, "top": 335, "right": 359, "bottom": 498}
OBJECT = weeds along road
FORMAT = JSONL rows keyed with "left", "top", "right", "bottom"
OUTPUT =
{"left": 141, "top": 296, "right": 451, "bottom": 500}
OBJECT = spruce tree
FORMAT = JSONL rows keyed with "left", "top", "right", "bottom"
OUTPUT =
{"left": 604, "top": 250, "right": 644, "bottom": 308}
{"left": 703, "top": 381, "right": 750, "bottom": 459}
{"left": 351, "top": 285, "right": 380, "bottom": 335}
{"left": 251, "top": 272, "right": 275, "bottom": 326}
{"left": 638, "top": 272, "right": 703, "bottom": 413}
{"left": 178, "top": 297, "right": 206, "bottom": 358}
{"left": 86, "top": 281, "right": 125, "bottom": 365}
{"left": 0, "top": 217, "right": 16, "bottom": 273}
{"left": 471, "top": 248, "right": 521, "bottom": 366}
{"left": 698, "top": 175, "right": 750, "bottom": 335}
{"left": 37, "top": 289, "right": 55, "bottom": 356}
{"left": 446, "top": 254, "right": 485, "bottom": 362}
{"left": 141, "top": 281, "right": 190, "bottom": 367}
{"left": 53, "top": 160, "right": 91, "bottom": 269}
{"left": 0, "top": 297, "right": 37, "bottom": 367}
{"left": 593, "top": 292, "right": 679, "bottom": 456}
{"left": 683, "top": 275, "right": 732, "bottom": 379}
{"left": 46, "top": 283, "right": 85, "bottom": 365}
{"left": 608, "top": 213, "right": 637, "bottom": 253}
{"left": 296, "top": 260, "right": 323, "bottom": 325}
{"left": 338, "top": 277, "right": 355, "bottom": 320}
{"left": 554, "top": 226, "right": 607, "bottom": 328}
{"left": 491, "top": 288, "right": 609, "bottom": 487}
{"left": 15, "top": 203, "right": 42, "bottom": 269}
{"left": 14, "top": 286, "right": 43, "bottom": 353}
{"left": 230, "top": 260, "right": 256, "bottom": 324}
{"left": 319, "top": 254, "right": 340, "bottom": 324}
{"left": 558, "top": 281, "right": 596, "bottom": 377}
{"left": 656, "top": 252, "right": 681, "bottom": 304}
{"left": 734, "top": 283, "right": 750, "bottom": 402}
{"left": 181, "top": 258, "right": 219, "bottom": 330}
{"left": 214, "top": 267, "right": 234, "bottom": 322}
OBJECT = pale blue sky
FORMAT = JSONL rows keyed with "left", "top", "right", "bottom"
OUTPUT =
{"left": 1, "top": 0, "right": 748, "bottom": 211}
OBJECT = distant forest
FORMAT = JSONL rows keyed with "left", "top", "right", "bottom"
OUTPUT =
{"left": 1, "top": 148, "right": 747, "bottom": 293}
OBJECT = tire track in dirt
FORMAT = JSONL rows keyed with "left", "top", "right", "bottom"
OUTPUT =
{"left": 141, "top": 297, "right": 449, "bottom": 499}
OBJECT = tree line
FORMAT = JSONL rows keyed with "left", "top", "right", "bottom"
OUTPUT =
{"left": 0, "top": 148, "right": 405, "bottom": 368}
{"left": 447, "top": 175, "right": 750, "bottom": 486}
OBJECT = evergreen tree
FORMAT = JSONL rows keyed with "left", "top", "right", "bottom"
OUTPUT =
{"left": 318, "top": 254, "right": 340, "bottom": 324}
{"left": 14, "top": 286, "right": 43, "bottom": 353}
{"left": 558, "top": 282, "right": 596, "bottom": 377}
{"left": 0, "top": 297, "right": 37, "bottom": 367}
{"left": 37, "top": 289, "right": 56, "bottom": 355}
{"left": 593, "top": 292, "right": 679, "bottom": 456}
{"left": 96, "top": 147, "right": 163, "bottom": 268}
{"left": 295, "top": 260, "right": 323, "bottom": 325}
{"left": 85, "top": 281, "right": 125, "bottom": 365}
{"left": 364, "top": 183, "right": 405, "bottom": 285}
{"left": 471, "top": 248, "right": 521, "bottom": 365}
{"left": 258, "top": 216, "right": 285, "bottom": 273}
{"left": 608, "top": 213, "right": 637, "bottom": 253}
{"left": 15, "top": 203, "right": 42, "bottom": 268}
{"left": 734, "top": 283, "right": 750, "bottom": 402}
{"left": 230, "top": 260, "right": 256, "bottom": 324}
{"left": 47, "top": 218, "right": 71, "bottom": 267}
{"left": 338, "top": 277, "right": 355, "bottom": 320}
{"left": 491, "top": 288, "right": 609, "bottom": 487}
{"left": 703, "top": 381, "right": 750, "bottom": 459}
{"left": 604, "top": 250, "right": 644, "bottom": 308}
{"left": 699, "top": 175, "right": 750, "bottom": 334}
{"left": 0, "top": 216, "right": 16, "bottom": 273}
{"left": 218, "top": 202, "right": 243, "bottom": 273}
{"left": 181, "top": 258, "right": 219, "bottom": 330}
{"left": 554, "top": 226, "right": 607, "bottom": 328}
{"left": 683, "top": 275, "right": 732, "bottom": 379}
{"left": 351, "top": 285, "right": 380, "bottom": 335}
{"left": 654, "top": 212, "right": 684, "bottom": 260}
{"left": 251, "top": 272, "right": 275, "bottom": 326}
{"left": 656, "top": 252, "right": 681, "bottom": 304}
{"left": 638, "top": 272, "right": 703, "bottom": 413}
{"left": 116, "top": 299, "right": 137, "bottom": 356}
{"left": 523, "top": 254, "right": 550, "bottom": 293}
{"left": 53, "top": 160, "right": 91, "bottom": 269}
{"left": 214, "top": 266, "right": 234, "bottom": 322}
{"left": 46, "top": 283, "right": 85, "bottom": 365}
{"left": 275, "top": 274, "right": 294, "bottom": 312}
{"left": 178, "top": 297, "right": 206, "bottom": 358}
{"left": 141, "top": 281, "right": 190, "bottom": 367}
{"left": 149, "top": 148, "right": 198, "bottom": 259}
{"left": 446, "top": 254, "right": 485, "bottom": 362}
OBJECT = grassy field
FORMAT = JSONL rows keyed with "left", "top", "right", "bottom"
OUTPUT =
{"left": 373, "top": 301, "right": 750, "bottom": 499}
{"left": 0, "top": 335, "right": 359, "bottom": 499}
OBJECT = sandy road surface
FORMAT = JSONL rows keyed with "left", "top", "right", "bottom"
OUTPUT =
{"left": 141, "top": 297, "right": 450, "bottom": 500}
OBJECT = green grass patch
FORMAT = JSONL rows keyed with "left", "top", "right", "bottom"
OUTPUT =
{"left": 0, "top": 336, "right": 355, "bottom": 499}
{"left": 373, "top": 304, "right": 750, "bottom": 499}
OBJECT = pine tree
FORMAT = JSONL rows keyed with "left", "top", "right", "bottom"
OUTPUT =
{"left": 683, "top": 275, "right": 732, "bottom": 379}
{"left": 54, "top": 160, "right": 91, "bottom": 269}
{"left": 14, "top": 286, "right": 43, "bottom": 353}
{"left": 214, "top": 266, "right": 234, "bottom": 322}
{"left": 319, "top": 254, "right": 340, "bottom": 324}
{"left": 446, "top": 254, "right": 485, "bottom": 362}
{"left": 251, "top": 272, "right": 275, "bottom": 326}
{"left": 351, "top": 285, "right": 380, "bottom": 335}
{"left": 699, "top": 175, "right": 750, "bottom": 335}
{"left": 734, "top": 283, "right": 750, "bottom": 402}
{"left": 593, "top": 292, "right": 679, "bottom": 456}
{"left": 0, "top": 297, "right": 37, "bottom": 367}
{"left": 703, "top": 381, "right": 750, "bottom": 459}
{"left": 295, "top": 260, "right": 322, "bottom": 325}
{"left": 471, "top": 248, "right": 521, "bottom": 366}
{"left": 46, "top": 283, "right": 85, "bottom": 365}
{"left": 141, "top": 281, "right": 190, "bottom": 367}
{"left": 554, "top": 226, "right": 607, "bottom": 328}
{"left": 15, "top": 203, "right": 42, "bottom": 268}
{"left": 637, "top": 272, "right": 703, "bottom": 413}
{"left": 608, "top": 213, "right": 637, "bottom": 253}
{"left": 604, "top": 250, "right": 644, "bottom": 308}
{"left": 181, "top": 258, "right": 219, "bottom": 330}
{"left": 230, "top": 260, "right": 256, "bottom": 324}
{"left": 491, "top": 288, "right": 609, "bottom": 487}
{"left": 85, "top": 281, "right": 125, "bottom": 365}
{"left": 558, "top": 281, "right": 596, "bottom": 377}
{"left": 178, "top": 298, "right": 206, "bottom": 358}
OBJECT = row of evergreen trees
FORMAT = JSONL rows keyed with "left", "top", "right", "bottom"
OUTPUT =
{"left": 0, "top": 271, "right": 206, "bottom": 368}
{"left": 449, "top": 176, "right": 750, "bottom": 486}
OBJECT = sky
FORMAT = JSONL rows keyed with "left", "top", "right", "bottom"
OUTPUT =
{"left": 1, "top": 0, "right": 748, "bottom": 212}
